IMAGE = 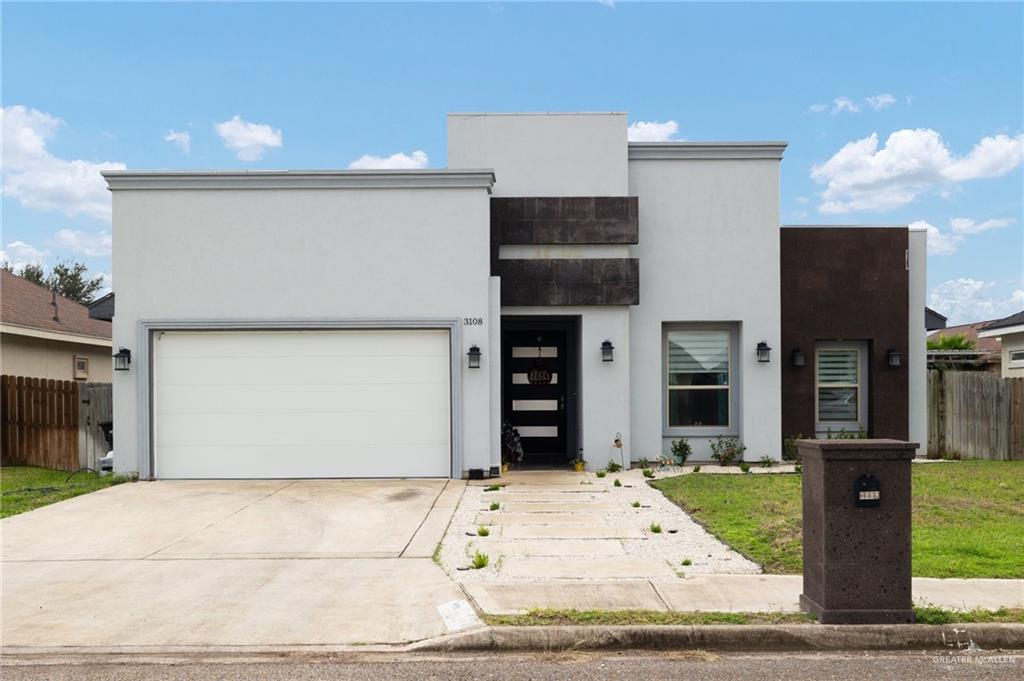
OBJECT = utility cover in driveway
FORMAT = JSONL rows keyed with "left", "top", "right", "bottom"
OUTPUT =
{"left": 152, "top": 329, "right": 451, "bottom": 478}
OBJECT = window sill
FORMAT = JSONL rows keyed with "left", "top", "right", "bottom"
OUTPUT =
{"left": 663, "top": 428, "right": 739, "bottom": 439}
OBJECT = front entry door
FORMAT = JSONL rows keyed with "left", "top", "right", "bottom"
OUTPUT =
{"left": 503, "top": 329, "right": 569, "bottom": 463}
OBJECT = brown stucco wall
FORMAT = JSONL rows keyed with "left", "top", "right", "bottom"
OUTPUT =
{"left": 780, "top": 227, "right": 909, "bottom": 442}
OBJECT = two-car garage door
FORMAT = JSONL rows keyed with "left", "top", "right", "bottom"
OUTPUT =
{"left": 152, "top": 329, "right": 452, "bottom": 479}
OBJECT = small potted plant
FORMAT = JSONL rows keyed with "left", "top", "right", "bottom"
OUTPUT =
{"left": 572, "top": 451, "right": 586, "bottom": 472}
{"left": 671, "top": 437, "right": 692, "bottom": 466}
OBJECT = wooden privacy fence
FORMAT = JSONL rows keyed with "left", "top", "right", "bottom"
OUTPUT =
{"left": 928, "top": 370, "right": 1024, "bottom": 461}
{"left": 1, "top": 375, "right": 113, "bottom": 471}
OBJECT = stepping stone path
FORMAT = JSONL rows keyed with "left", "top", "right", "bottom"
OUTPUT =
{"left": 438, "top": 468, "right": 759, "bottom": 586}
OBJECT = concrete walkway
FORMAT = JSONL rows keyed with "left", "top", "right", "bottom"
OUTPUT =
{"left": 464, "top": 574, "right": 1024, "bottom": 615}
{"left": 2, "top": 479, "right": 477, "bottom": 649}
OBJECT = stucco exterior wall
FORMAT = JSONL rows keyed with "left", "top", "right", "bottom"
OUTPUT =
{"left": 908, "top": 227, "right": 928, "bottom": 454}
{"left": 1, "top": 333, "right": 112, "bottom": 382}
{"left": 998, "top": 331, "right": 1024, "bottom": 378}
{"left": 110, "top": 184, "right": 493, "bottom": 477}
{"left": 627, "top": 158, "right": 782, "bottom": 461}
{"left": 448, "top": 113, "right": 628, "bottom": 197}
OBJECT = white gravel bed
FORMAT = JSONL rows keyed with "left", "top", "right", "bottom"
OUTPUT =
{"left": 437, "top": 468, "right": 762, "bottom": 583}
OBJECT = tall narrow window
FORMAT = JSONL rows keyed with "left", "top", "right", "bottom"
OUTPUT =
{"left": 666, "top": 330, "right": 730, "bottom": 427}
{"left": 816, "top": 349, "right": 859, "bottom": 422}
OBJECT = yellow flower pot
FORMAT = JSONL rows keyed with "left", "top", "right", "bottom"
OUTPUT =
{"left": 573, "top": 461, "right": 586, "bottom": 472}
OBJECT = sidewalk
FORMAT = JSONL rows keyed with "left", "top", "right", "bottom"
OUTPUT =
{"left": 463, "top": 574, "right": 1024, "bottom": 615}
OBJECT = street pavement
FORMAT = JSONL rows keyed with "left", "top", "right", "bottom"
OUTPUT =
{"left": 3, "top": 650, "right": 1022, "bottom": 680}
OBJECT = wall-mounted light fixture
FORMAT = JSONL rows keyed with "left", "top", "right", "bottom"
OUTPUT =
{"left": 756, "top": 341, "right": 772, "bottom": 363}
{"left": 792, "top": 348, "right": 805, "bottom": 367}
{"left": 887, "top": 348, "right": 902, "bottom": 368}
{"left": 113, "top": 347, "right": 132, "bottom": 371}
{"left": 601, "top": 340, "right": 615, "bottom": 362}
{"left": 467, "top": 345, "right": 481, "bottom": 369}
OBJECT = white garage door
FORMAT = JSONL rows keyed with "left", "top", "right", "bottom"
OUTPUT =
{"left": 152, "top": 329, "right": 452, "bottom": 479}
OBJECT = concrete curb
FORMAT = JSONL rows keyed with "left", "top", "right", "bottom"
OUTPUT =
{"left": 410, "top": 624, "right": 1024, "bottom": 652}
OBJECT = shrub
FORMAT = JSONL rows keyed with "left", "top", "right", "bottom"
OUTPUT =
{"left": 649, "top": 522, "right": 662, "bottom": 534}
{"left": 477, "top": 526, "right": 490, "bottom": 537}
{"left": 471, "top": 551, "right": 489, "bottom": 569}
{"left": 606, "top": 460, "right": 623, "bottom": 473}
{"left": 490, "top": 502, "right": 500, "bottom": 511}
{"left": 710, "top": 436, "right": 746, "bottom": 466}
{"left": 782, "top": 434, "right": 803, "bottom": 462}
{"left": 671, "top": 438, "right": 692, "bottom": 465}
{"left": 631, "top": 500, "right": 641, "bottom": 508}
{"left": 613, "top": 478, "right": 622, "bottom": 487}
{"left": 692, "top": 465, "right": 701, "bottom": 473}
{"left": 927, "top": 333, "right": 975, "bottom": 351}
{"left": 681, "top": 558, "right": 692, "bottom": 566}
{"left": 637, "top": 457, "right": 650, "bottom": 469}
{"left": 642, "top": 468, "right": 654, "bottom": 478}
{"left": 760, "top": 456, "right": 774, "bottom": 468}
{"left": 827, "top": 428, "right": 866, "bottom": 440}
{"left": 484, "top": 484, "right": 501, "bottom": 492}
{"left": 739, "top": 462, "right": 751, "bottom": 473}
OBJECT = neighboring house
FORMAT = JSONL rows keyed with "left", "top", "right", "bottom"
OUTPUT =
{"left": 102, "top": 112, "right": 926, "bottom": 480}
{"left": 978, "top": 311, "right": 1024, "bottom": 378}
{"left": 925, "top": 307, "right": 947, "bottom": 332}
{"left": 927, "top": 321, "right": 1002, "bottom": 372}
{"left": 88, "top": 291, "right": 115, "bottom": 322}
{"left": 0, "top": 270, "right": 113, "bottom": 382}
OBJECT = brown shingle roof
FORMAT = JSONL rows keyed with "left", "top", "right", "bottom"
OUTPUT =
{"left": 982, "top": 310, "right": 1024, "bottom": 332}
{"left": 1, "top": 270, "right": 111, "bottom": 340}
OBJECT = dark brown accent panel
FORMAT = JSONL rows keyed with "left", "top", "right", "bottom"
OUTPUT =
{"left": 491, "top": 197, "right": 639, "bottom": 246}
{"left": 781, "top": 228, "right": 909, "bottom": 442}
{"left": 496, "top": 258, "right": 639, "bottom": 306}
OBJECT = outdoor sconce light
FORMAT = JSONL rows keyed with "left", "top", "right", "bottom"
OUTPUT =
{"left": 756, "top": 341, "right": 772, "bottom": 363}
{"left": 467, "top": 345, "right": 482, "bottom": 369}
{"left": 113, "top": 347, "right": 132, "bottom": 371}
{"left": 887, "top": 348, "right": 903, "bottom": 368}
{"left": 601, "top": 340, "right": 615, "bottom": 362}
{"left": 792, "top": 349, "right": 805, "bottom": 367}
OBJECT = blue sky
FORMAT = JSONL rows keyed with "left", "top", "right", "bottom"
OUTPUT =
{"left": 3, "top": 1, "right": 1022, "bottom": 324}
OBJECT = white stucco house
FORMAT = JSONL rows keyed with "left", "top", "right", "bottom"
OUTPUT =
{"left": 103, "top": 112, "right": 926, "bottom": 479}
{"left": 978, "top": 311, "right": 1024, "bottom": 378}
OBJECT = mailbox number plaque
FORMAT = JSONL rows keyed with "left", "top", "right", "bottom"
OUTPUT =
{"left": 854, "top": 473, "right": 881, "bottom": 508}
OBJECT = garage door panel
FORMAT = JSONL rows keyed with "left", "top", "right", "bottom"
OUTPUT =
{"left": 153, "top": 330, "right": 452, "bottom": 478}
{"left": 155, "top": 355, "right": 450, "bottom": 387}
{"left": 154, "top": 329, "right": 449, "bottom": 358}
{"left": 156, "top": 382, "right": 451, "bottom": 415}
{"left": 156, "top": 410, "right": 450, "bottom": 447}
{"left": 156, "top": 444, "right": 451, "bottom": 479}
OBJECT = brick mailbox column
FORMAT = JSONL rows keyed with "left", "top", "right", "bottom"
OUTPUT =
{"left": 798, "top": 439, "right": 918, "bottom": 624}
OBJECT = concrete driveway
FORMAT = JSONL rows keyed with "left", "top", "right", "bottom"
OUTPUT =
{"left": 1, "top": 479, "right": 473, "bottom": 649}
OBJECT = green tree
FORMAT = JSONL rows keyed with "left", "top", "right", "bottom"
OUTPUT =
{"left": 927, "top": 333, "right": 976, "bottom": 351}
{"left": 2, "top": 260, "right": 104, "bottom": 304}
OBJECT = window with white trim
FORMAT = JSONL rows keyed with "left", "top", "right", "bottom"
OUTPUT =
{"left": 666, "top": 329, "right": 730, "bottom": 428}
{"left": 1009, "top": 350, "right": 1024, "bottom": 368}
{"left": 816, "top": 348, "right": 859, "bottom": 422}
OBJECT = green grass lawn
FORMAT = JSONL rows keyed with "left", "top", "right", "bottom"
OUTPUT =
{"left": 1, "top": 466, "right": 130, "bottom": 518}
{"left": 652, "top": 461, "right": 1024, "bottom": 578}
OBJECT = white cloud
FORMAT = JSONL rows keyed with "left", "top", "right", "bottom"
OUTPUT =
{"left": 627, "top": 120, "right": 680, "bottom": 142}
{"left": 50, "top": 229, "right": 112, "bottom": 257}
{"left": 164, "top": 130, "right": 190, "bottom": 154}
{"left": 807, "top": 103, "right": 828, "bottom": 114}
{"left": 912, "top": 220, "right": 962, "bottom": 256}
{"left": 0, "top": 106, "right": 126, "bottom": 221}
{"left": 944, "top": 134, "right": 1024, "bottom": 181}
{"left": 0, "top": 240, "right": 47, "bottom": 269}
{"left": 214, "top": 115, "right": 282, "bottom": 161}
{"left": 811, "top": 129, "right": 1024, "bottom": 213}
{"left": 928, "top": 278, "right": 1024, "bottom": 325}
{"left": 832, "top": 97, "right": 861, "bottom": 114}
{"left": 598, "top": 0, "right": 615, "bottom": 6}
{"left": 794, "top": 196, "right": 810, "bottom": 204}
{"left": 865, "top": 93, "right": 896, "bottom": 110}
{"left": 950, "top": 217, "right": 1013, "bottom": 235}
{"left": 347, "top": 150, "right": 429, "bottom": 170}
